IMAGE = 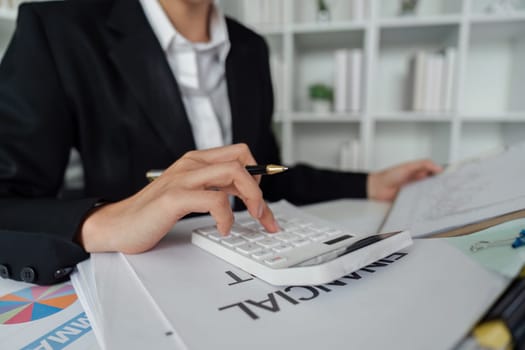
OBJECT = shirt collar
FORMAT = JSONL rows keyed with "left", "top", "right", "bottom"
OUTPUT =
{"left": 139, "top": 0, "right": 230, "bottom": 63}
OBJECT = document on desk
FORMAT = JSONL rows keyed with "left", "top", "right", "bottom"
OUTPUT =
{"left": 381, "top": 142, "right": 525, "bottom": 237}
{"left": 0, "top": 278, "right": 97, "bottom": 350}
{"left": 80, "top": 201, "right": 509, "bottom": 350}
{"left": 445, "top": 217, "right": 525, "bottom": 279}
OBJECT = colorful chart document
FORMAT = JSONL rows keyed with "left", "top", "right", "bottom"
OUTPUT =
{"left": 0, "top": 278, "right": 97, "bottom": 350}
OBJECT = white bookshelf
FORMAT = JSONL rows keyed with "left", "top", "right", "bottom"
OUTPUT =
{"left": 0, "top": 6, "right": 15, "bottom": 58}
{"left": 222, "top": 0, "right": 525, "bottom": 171}
{"left": 0, "top": 12, "right": 15, "bottom": 21}
{"left": 0, "top": 1, "right": 524, "bottom": 172}
{"left": 0, "top": 0, "right": 53, "bottom": 57}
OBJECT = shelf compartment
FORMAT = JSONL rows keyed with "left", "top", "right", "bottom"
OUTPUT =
{"left": 0, "top": 8, "right": 16, "bottom": 21}
{"left": 290, "top": 112, "right": 362, "bottom": 122}
{"left": 249, "top": 24, "right": 286, "bottom": 36}
{"left": 378, "top": 0, "right": 462, "bottom": 19}
{"left": 379, "top": 23, "right": 459, "bottom": 45}
{"left": 374, "top": 112, "right": 455, "bottom": 122}
{"left": 469, "top": 11, "right": 525, "bottom": 24}
{"left": 220, "top": 0, "right": 284, "bottom": 33}
{"left": 460, "top": 112, "right": 525, "bottom": 122}
{"left": 294, "top": 28, "right": 364, "bottom": 50}
{"left": 372, "top": 121, "right": 451, "bottom": 170}
{"left": 292, "top": 29, "right": 365, "bottom": 112}
{"left": 291, "top": 123, "right": 361, "bottom": 170}
{"left": 379, "top": 15, "right": 461, "bottom": 28}
{"left": 374, "top": 24, "right": 459, "bottom": 114}
{"left": 463, "top": 20, "right": 525, "bottom": 115}
{"left": 457, "top": 121, "right": 525, "bottom": 161}
{"left": 292, "top": 21, "right": 366, "bottom": 34}
{"left": 293, "top": 0, "right": 369, "bottom": 25}
{"left": 470, "top": 0, "right": 525, "bottom": 16}
{"left": 0, "top": 14, "right": 15, "bottom": 57}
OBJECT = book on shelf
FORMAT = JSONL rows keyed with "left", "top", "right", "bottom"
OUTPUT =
{"left": 329, "top": 0, "right": 366, "bottom": 21}
{"left": 351, "top": 0, "right": 366, "bottom": 20}
{"left": 241, "top": 0, "right": 283, "bottom": 26}
{"left": 410, "top": 51, "right": 426, "bottom": 111}
{"left": 441, "top": 48, "right": 456, "bottom": 112}
{"left": 333, "top": 49, "right": 362, "bottom": 113}
{"left": 409, "top": 48, "right": 456, "bottom": 113}
{"left": 430, "top": 54, "right": 443, "bottom": 112}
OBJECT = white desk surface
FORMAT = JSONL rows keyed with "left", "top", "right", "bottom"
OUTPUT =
{"left": 302, "top": 198, "right": 391, "bottom": 233}
{"left": 5, "top": 199, "right": 522, "bottom": 350}
{"left": 1, "top": 199, "right": 387, "bottom": 350}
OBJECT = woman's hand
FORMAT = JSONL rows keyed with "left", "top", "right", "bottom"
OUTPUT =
{"left": 79, "top": 144, "right": 279, "bottom": 254}
{"left": 367, "top": 159, "right": 443, "bottom": 202}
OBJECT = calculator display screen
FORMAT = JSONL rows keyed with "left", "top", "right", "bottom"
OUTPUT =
{"left": 323, "top": 234, "right": 352, "bottom": 245}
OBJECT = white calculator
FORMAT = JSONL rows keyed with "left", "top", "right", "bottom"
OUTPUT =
{"left": 192, "top": 210, "right": 412, "bottom": 286}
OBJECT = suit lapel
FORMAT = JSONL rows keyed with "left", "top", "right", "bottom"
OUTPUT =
{"left": 106, "top": 0, "right": 195, "bottom": 159}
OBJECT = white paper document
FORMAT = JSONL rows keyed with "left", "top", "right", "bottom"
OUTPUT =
{"left": 77, "top": 201, "right": 508, "bottom": 350}
{"left": 382, "top": 142, "right": 525, "bottom": 237}
{"left": 72, "top": 252, "right": 180, "bottom": 350}
{"left": 446, "top": 217, "right": 525, "bottom": 279}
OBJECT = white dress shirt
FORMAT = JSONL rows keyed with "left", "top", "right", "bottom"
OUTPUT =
{"left": 139, "top": 0, "right": 232, "bottom": 150}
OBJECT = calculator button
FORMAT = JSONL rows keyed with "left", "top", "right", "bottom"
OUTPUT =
{"left": 241, "top": 232, "right": 266, "bottom": 242}
{"left": 236, "top": 218, "right": 255, "bottom": 226}
{"left": 272, "top": 243, "right": 293, "bottom": 253}
{"left": 252, "top": 250, "right": 274, "bottom": 260}
{"left": 275, "top": 217, "right": 289, "bottom": 224}
{"left": 294, "top": 228, "right": 317, "bottom": 237}
{"left": 263, "top": 226, "right": 283, "bottom": 234}
{"left": 207, "top": 232, "right": 224, "bottom": 241}
{"left": 274, "top": 232, "right": 299, "bottom": 242}
{"left": 292, "top": 238, "right": 311, "bottom": 247}
{"left": 221, "top": 236, "right": 247, "bottom": 247}
{"left": 257, "top": 238, "right": 281, "bottom": 248}
{"left": 264, "top": 256, "right": 287, "bottom": 266}
{"left": 230, "top": 224, "right": 257, "bottom": 236}
{"left": 280, "top": 222, "right": 297, "bottom": 230}
{"left": 236, "top": 243, "right": 262, "bottom": 255}
{"left": 245, "top": 222, "right": 264, "bottom": 231}
{"left": 195, "top": 226, "right": 218, "bottom": 235}
{"left": 310, "top": 233, "right": 328, "bottom": 241}
{"left": 289, "top": 227, "right": 306, "bottom": 235}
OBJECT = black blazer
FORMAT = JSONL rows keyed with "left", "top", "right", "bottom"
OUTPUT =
{"left": 0, "top": 0, "right": 368, "bottom": 284}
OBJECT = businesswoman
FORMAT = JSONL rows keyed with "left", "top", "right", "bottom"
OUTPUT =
{"left": 0, "top": 0, "right": 441, "bottom": 284}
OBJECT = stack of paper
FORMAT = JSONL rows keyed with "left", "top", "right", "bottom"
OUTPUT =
{"left": 382, "top": 142, "right": 525, "bottom": 237}
{"left": 72, "top": 202, "right": 508, "bottom": 350}
{"left": 241, "top": 0, "right": 283, "bottom": 26}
